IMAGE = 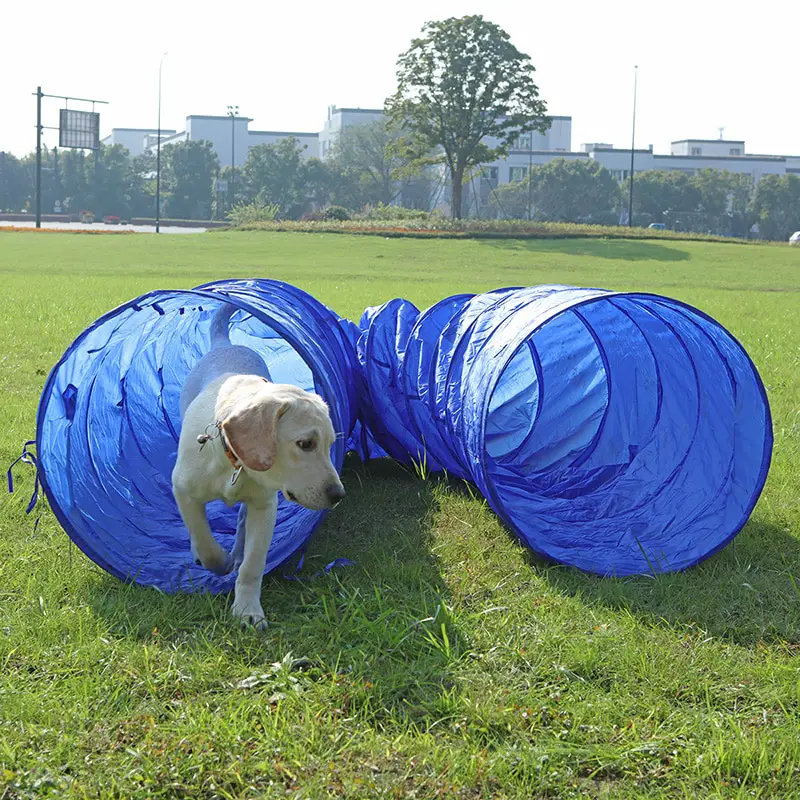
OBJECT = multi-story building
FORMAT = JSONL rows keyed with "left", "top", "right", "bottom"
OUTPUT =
{"left": 100, "top": 127, "right": 177, "bottom": 157}
{"left": 101, "top": 109, "right": 800, "bottom": 215}
{"left": 319, "top": 106, "right": 384, "bottom": 160}
{"left": 145, "top": 115, "right": 319, "bottom": 167}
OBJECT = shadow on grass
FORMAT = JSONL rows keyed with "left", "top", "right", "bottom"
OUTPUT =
{"left": 477, "top": 236, "right": 691, "bottom": 262}
{"left": 83, "top": 455, "right": 465, "bottom": 727}
{"left": 532, "top": 518, "right": 800, "bottom": 646}
{"left": 426, "top": 470, "right": 800, "bottom": 647}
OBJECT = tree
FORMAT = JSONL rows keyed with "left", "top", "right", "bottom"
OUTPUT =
{"left": 128, "top": 153, "right": 157, "bottom": 218}
{"left": 162, "top": 140, "right": 219, "bottom": 220}
{"left": 331, "top": 119, "right": 422, "bottom": 207}
{"left": 725, "top": 172, "right": 755, "bottom": 237}
{"left": 86, "top": 144, "right": 136, "bottom": 218}
{"left": 386, "top": 14, "right": 549, "bottom": 219}
{"left": 20, "top": 147, "right": 89, "bottom": 215}
{"left": 0, "top": 151, "right": 29, "bottom": 211}
{"left": 690, "top": 169, "right": 755, "bottom": 236}
{"left": 242, "top": 138, "right": 309, "bottom": 218}
{"left": 751, "top": 174, "right": 800, "bottom": 241}
{"left": 624, "top": 170, "right": 701, "bottom": 227}
{"left": 302, "top": 157, "right": 338, "bottom": 210}
{"left": 490, "top": 159, "right": 619, "bottom": 222}
{"left": 59, "top": 149, "right": 90, "bottom": 214}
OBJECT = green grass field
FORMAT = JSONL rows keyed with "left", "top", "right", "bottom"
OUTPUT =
{"left": 1, "top": 230, "right": 799, "bottom": 799}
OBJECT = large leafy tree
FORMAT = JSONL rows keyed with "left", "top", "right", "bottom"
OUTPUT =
{"left": 624, "top": 170, "right": 701, "bottom": 225}
{"left": 128, "top": 153, "right": 157, "bottom": 218}
{"left": 162, "top": 140, "right": 219, "bottom": 220}
{"left": 491, "top": 159, "right": 619, "bottom": 222}
{"left": 331, "top": 119, "right": 421, "bottom": 207}
{"left": 691, "top": 169, "right": 754, "bottom": 236}
{"left": 386, "top": 14, "right": 549, "bottom": 219}
{"left": 302, "top": 157, "right": 339, "bottom": 211}
{"left": 751, "top": 173, "right": 800, "bottom": 241}
{"left": 26, "top": 148, "right": 90, "bottom": 214}
{"left": 86, "top": 144, "right": 135, "bottom": 217}
{"left": 243, "top": 138, "right": 309, "bottom": 218}
{"left": 0, "top": 151, "right": 29, "bottom": 211}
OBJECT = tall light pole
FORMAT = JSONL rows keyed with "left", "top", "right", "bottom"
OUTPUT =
{"left": 527, "top": 131, "right": 533, "bottom": 221}
{"left": 227, "top": 104, "right": 239, "bottom": 210}
{"left": 628, "top": 65, "right": 638, "bottom": 228}
{"left": 156, "top": 52, "right": 168, "bottom": 233}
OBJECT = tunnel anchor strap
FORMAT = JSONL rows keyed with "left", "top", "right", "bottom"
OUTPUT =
{"left": 7, "top": 439, "right": 42, "bottom": 530}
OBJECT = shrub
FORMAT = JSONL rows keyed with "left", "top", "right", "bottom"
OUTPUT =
{"left": 355, "top": 203, "right": 433, "bottom": 221}
{"left": 323, "top": 205, "right": 351, "bottom": 221}
{"left": 227, "top": 201, "right": 280, "bottom": 225}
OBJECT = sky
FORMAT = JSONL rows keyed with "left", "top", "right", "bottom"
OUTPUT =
{"left": 2, "top": 0, "right": 797, "bottom": 159}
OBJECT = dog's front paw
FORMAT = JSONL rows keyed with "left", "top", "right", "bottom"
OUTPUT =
{"left": 232, "top": 598, "right": 268, "bottom": 631}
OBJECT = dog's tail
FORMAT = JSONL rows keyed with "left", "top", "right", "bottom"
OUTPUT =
{"left": 209, "top": 303, "right": 236, "bottom": 348}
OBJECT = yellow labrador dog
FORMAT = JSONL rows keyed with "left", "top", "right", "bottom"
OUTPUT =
{"left": 172, "top": 304, "right": 345, "bottom": 629}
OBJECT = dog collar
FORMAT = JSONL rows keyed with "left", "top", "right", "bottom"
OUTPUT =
{"left": 218, "top": 425, "right": 244, "bottom": 485}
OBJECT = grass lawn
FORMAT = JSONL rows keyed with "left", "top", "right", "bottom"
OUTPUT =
{"left": 1, "top": 230, "right": 799, "bottom": 799}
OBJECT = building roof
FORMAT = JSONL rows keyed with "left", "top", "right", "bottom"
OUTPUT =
{"left": 249, "top": 130, "right": 319, "bottom": 138}
{"left": 671, "top": 138, "right": 745, "bottom": 145}
{"left": 186, "top": 115, "right": 253, "bottom": 122}
{"left": 588, "top": 147, "right": 654, "bottom": 154}
{"left": 655, "top": 153, "right": 785, "bottom": 163}
{"left": 333, "top": 107, "right": 384, "bottom": 114}
{"left": 507, "top": 149, "right": 587, "bottom": 156}
{"left": 108, "top": 127, "right": 177, "bottom": 133}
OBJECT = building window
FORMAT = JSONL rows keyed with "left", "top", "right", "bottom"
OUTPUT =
{"left": 691, "top": 147, "right": 702, "bottom": 156}
{"left": 729, "top": 148, "right": 741, "bottom": 156}
{"left": 515, "top": 134, "right": 532, "bottom": 150}
{"left": 509, "top": 166, "right": 528, "bottom": 182}
{"left": 482, "top": 167, "right": 498, "bottom": 182}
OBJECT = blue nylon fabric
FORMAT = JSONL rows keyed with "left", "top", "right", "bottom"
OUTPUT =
{"left": 354, "top": 286, "right": 772, "bottom": 576}
{"left": 35, "top": 279, "right": 773, "bottom": 586}
{"left": 36, "top": 279, "right": 359, "bottom": 593}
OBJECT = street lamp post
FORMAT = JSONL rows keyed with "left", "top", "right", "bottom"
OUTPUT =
{"left": 227, "top": 105, "right": 239, "bottom": 210}
{"left": 628, "top": 65, "right": 638, "bottom": 228}
{"left": 527, "top": 132, "right": 533, "bottom": 221}
{"left": 156, "top": 52, "right": 168, "bottom": 233}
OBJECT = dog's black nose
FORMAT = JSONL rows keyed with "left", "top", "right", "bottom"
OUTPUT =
{"left": 326, "top": 484, "right": 346, "bottom": 506}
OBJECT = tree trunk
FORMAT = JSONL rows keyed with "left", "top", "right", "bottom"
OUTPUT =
{"left": 451, "top": 165, "right": 465, "bottom": 220}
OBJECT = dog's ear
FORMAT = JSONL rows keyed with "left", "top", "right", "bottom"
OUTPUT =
{"left": 222, "top": 394, "right": 289, "bottom": 472}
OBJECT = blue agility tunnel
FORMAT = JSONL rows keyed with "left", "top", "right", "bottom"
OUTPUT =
{"left": 354, "top": 285, "right": 773, "bottom": 576}
{"left": 33, "top": 280, "right": 772, "bottom": 587}
{"left": 35, "top": 279, "right": 359, "bottom": 593}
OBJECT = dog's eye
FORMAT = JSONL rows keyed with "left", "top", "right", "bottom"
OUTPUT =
{"left": 297, "top": 439, "right": 316, "bottom": 452}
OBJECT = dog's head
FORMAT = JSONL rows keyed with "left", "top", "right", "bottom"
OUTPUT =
{"left": 219, "top": 377, "right": 344, "bottom": 511}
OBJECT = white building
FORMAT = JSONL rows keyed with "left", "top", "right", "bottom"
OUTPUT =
{"left": 585, "top": 140, "right": 798, "bottom": 184}
{"left": 671, "top": 139, "right": 744, "bottom": 157}
{"left": 142, "top": 115, "right": 319, "bottom": 167}
{"left": 100, "top": 128, "right": 177, "bottom": 157}
{"left": 101, "top": 111, "right": 800, "bottom": 215}
{"left": 454, "top": 133, "right": 800, "bottom": 216}
{"left": 319, "top": 106, "right": 384, "bottom": 160}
